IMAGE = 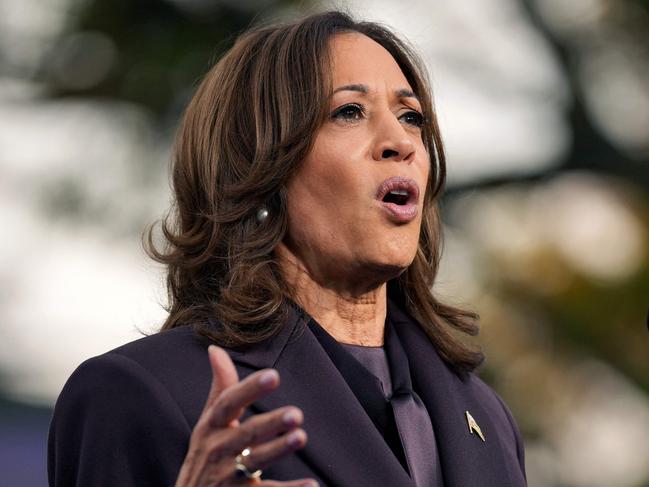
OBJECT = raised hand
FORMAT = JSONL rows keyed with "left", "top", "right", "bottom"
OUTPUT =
{"left": 175, "top": 345, "right": 317, "bottom": 487}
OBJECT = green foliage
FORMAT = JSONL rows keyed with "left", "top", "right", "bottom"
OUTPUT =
{"left": 42, "top": 0, "right": 306, "bottom": 122}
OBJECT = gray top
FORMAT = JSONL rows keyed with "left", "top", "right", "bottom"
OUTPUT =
{"left": 340, "top": 341, "right": 443, "bottom": 487}
{"left": 340, "top": 343, "right": 393, "bottom": 398}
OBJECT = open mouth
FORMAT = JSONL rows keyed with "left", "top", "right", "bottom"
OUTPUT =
{"left": 376, "top": 177, "right": 419, "bottom": 206}
{"left": 376, "top": 177, "right": 420, "bottom": 223}
{"left": 382, "top": 189, "right": 410, "bottom": 206}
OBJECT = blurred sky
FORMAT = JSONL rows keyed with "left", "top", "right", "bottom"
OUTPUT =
{"left": 1, "top": 0, "right": 648, "bottom": 486}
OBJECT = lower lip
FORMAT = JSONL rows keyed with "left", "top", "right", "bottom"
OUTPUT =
{"left": 379, "top": 201, "right": 419, "bottom": 223}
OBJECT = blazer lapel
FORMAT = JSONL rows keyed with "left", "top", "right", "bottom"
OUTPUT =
{"left": 229, "top": 308, "right": 415, "bottom": 487}
{"left": 389, "top": 303, "right": 520, "bottom": 487}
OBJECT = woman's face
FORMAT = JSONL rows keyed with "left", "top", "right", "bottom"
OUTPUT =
{"left": 283, "top": 33, "right": 430, "bottom": 294}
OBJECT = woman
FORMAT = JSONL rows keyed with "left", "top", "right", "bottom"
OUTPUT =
{"left": 48, "top": 11, "right": 527, "bottom": 487}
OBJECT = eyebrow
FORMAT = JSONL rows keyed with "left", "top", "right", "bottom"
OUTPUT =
{"left": 332, "top": 84, "right": 419, "bottom": 100}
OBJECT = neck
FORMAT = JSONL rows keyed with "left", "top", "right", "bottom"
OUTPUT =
{"left": 277, "top": 244, "right": 387, "bottom": 346}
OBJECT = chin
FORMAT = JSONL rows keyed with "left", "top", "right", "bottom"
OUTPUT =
{"left": 381, "top": 239, "right": 418, "bottom": 267}
{"left": 366, "top": 250, "right": 417, "bottom": 283}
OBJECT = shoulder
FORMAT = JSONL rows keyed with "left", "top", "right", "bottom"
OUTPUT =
{"left": 110, "top": 325, "right": 211, "bottom": 371}
{"left": 48, "top": 326, "right": 212, "bottom": 486}
{"left": 465, "top": 371, "right": 527, "bottom": 475}
{"left": 59, "top": 326, "right": 213, "bottom": 425}
{"left": 110, "top": 326, "right": 213, "bottom": 392}
{"left": 466, "top": 372, "right": 518, "bottom": 432}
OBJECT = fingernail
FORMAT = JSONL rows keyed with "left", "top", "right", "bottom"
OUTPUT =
{"left": 259, "top": 370, "right": 278, "bottom": 388}
{"left": 287, "top": 430, "right": 304, "bottom": 447}
{"left": 283, "top": 409, "right": 300, "bottom": 426}
{"left": 303, "top": 481, "right": 318, "bottom": 487}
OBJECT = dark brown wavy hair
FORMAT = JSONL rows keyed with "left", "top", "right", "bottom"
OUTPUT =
{"left": 146, "top": 10, "right": 484, "bottom": 372}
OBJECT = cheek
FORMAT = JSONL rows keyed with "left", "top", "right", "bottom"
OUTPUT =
{"left": 284, "top": 170, "right": 344, "bottom": 252}
{"left": 419, "top": 148, "right": 431, "bottom": 180}
{"left": 291, "top": 150, "right": 369, "bottom": 219}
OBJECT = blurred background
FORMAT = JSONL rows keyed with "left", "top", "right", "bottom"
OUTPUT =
{"left": 1, "top": 0, "right": 647, "bottom": 485}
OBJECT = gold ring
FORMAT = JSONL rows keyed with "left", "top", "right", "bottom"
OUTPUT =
{"left": 235, "top": 448, "right": 262, "bottom": 480}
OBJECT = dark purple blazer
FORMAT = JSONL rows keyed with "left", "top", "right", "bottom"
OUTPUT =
{"left": 48, "top": 304, "right": 527, "bottom": 486}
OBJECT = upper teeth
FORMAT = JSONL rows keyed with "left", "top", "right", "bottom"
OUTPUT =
{"left": 390, "top": 190, "right": 408, "bottom": 196}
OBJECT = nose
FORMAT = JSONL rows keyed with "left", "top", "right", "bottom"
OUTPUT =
{"left": 371, "top": 114, "right": 416, "bottom": 163}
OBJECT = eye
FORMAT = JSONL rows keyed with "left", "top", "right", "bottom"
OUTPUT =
{"left": 399, "top": 110, "right": 424, "bottom": 128}
{"left": 331, "top": 103, "right": 365, "bottom": 122}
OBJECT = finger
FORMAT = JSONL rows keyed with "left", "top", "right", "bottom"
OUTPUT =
{"left": 203, "top": 345, "right": 240, "bottom": 413}
{"left": 208, "top": 368, "right": 280, "bottom": 428}
{"left": 238, "top": 428, "right": 307, "bottom": 472}
{"left": 220, "top": 407, "right": 303, "bottom": 456}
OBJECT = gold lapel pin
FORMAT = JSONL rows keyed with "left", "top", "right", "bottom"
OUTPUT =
{"left": 465, "top": 411, "right": 486, "bottom": 442}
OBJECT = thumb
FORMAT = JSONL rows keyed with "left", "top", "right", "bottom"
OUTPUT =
{"left": 204, "top": 345, "right": 239, "bottom": 412}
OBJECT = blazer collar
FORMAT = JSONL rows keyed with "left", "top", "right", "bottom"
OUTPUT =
{"left": 229, "top": 306, "right": 415, "bottom": 487}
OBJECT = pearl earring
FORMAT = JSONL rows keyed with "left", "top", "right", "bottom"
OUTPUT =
{"left": 256, "top": 207, "right": 269, "bottom": 223}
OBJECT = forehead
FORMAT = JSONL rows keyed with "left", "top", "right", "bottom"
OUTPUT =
{"left": 328, "top": 33, "right": 412, "bottom": 91}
